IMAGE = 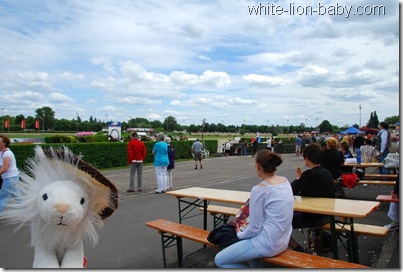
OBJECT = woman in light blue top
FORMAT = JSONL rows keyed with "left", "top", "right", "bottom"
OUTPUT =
{"left": 152, "top": 132, "right": 169, "bottom": 193}
{"left": 215, "top": 150, "right": 294, "bottom": 268}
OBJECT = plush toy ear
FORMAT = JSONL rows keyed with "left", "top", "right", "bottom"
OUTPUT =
{"left": 43, "top": 146, "right": 118, "bottom": 219}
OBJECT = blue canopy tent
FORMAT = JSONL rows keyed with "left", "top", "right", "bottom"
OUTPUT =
{"left": 339, "top": 126, "right": 363, "bottom": 135}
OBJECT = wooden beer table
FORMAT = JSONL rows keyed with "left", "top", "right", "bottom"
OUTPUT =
{"left": 167, "top": 187, "right": 380, "bottom": 263}
{"left": 343, "top": 162, "right": 383, "bottom": 168}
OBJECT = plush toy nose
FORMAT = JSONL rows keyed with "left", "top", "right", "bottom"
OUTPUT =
{"left": 55, "top": 203, "right": 70, "bottom": 214}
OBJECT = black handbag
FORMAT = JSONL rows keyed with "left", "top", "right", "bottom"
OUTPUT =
{"left": 207, "top": 223, "right": 239, "bottom": 249}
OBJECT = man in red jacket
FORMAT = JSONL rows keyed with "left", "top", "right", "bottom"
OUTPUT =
{"left": 127, "top": 132, "right": 147, "bottom": 192}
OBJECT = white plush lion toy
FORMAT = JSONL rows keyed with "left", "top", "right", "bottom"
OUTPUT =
{"left": 2, "top": 146, "right": 118, "bottom": 268}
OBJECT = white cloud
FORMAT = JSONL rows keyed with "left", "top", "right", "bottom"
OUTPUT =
{"left": 243, "top": 74, "right": 288, "bottom": 87}
{"left": 49, "top": 92, "right": 74, "bottom": 103}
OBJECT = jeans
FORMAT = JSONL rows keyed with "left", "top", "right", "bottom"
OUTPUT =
{"left": 129, "top": 162, "right": 143, "bottom": 190}
{"left": 388, "top": 202, "right": 399, "bottom": 223}
{"left": 0, "top": 175, "right": 20, "bottom": 214}
{"left": 154, "top": 166, "right": 168, "bottom": 192}
{"left": 379, "top": 148, "right": 390, "bottom": 175}
{"left": 214, "top": 239, "right": 264, "bottom": 268}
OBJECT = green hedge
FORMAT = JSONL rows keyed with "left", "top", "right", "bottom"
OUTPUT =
{"left": 11, "top": 140, "right": 218, "bottom": 171}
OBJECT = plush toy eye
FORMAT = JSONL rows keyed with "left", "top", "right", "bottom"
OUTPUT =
{"left": 80, "top": 198, "right": 85, "bottom": 205}
{"left": 42, "top": 193, "right": 48, "bottom": 201}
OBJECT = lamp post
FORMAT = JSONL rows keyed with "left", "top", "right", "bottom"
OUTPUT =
{"left": 359, "top": 104, "right": 362, "bottom": 128}
{"left": 267, "top": 120, "right": 269, "bottom": 133}
{"left": 1, "top": 107, "right": 4, "bottom": 132}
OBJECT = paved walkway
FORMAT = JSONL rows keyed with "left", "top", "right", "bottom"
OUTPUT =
{"left": 0, "top": 153, "right": 399, "bottom": 268}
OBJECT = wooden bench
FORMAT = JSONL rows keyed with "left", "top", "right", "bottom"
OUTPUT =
{"left": 323, "top": 223, "right": 388, "bottom": 237}
{"left": 334, "top": 180, "right": 395, "bottom": 187}
{"left": 199, "top": 204, "right": 239, "bottom": 228}
{"left": 362, "top": 173, "right": 397, "bottom": 180}
{"left": 355, "top": 180, "right": 395, "bottom": 186}
{"left": 145, "top": 219, "right": 369, "bottom": 268}
{"left": 376, "top": 195, "right": 400, "bottom": 203}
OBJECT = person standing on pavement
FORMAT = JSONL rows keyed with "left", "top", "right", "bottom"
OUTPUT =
{"left": 127, "top": 132, "right": 147, "bottom": 192}
{"left": 295, "top": 135, "right": 303, "bottom": 156}
{"left": 266, "top": 137, "right": 272, "bottom": 151}
{"left": 192, "top": 139, "right": 203, "bottom": 169}
{"left": 224, "top": 140, "right": 232, "bottom": 156}
{"left": 251, "top": 138, "right": 258, "bottom": 157}
{"left": 152, "top": 132, "right": 169, "bottom": 194}
{"left": 0, "top": 134, "right": 20, "bottom": 215}
{"left": 214, "top": 150, "right": 294, "bottom": 268}
{"left": 377, "top": 121, "right": 391, "bottom": 175}
{"left": 165, "top": 137, "right": 175, "bottom": 189}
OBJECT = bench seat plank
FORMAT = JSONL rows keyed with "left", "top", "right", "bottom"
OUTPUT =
{"left": 323, "top": 223, "right": 388, "bottom": 237}
{"left": 201, "top": 204, "right": 239, "bottom": 216}
{"left": 261, "top": 250, "right": 367, "bottom": 268}
{"left": 363, "top": 173, "right": 397, "bottom": 179}
{"left": 376, "top": 195, "right": 399, "bottom": 203}
{"left": 356, "top": 180, "right": 395, "bottom": 186}
{"left": 146, "top": 219, "right": 368, "bottom": 269}
{"left": 334, "top": 180, "right": 395, "bottom": 186}
{"left": 146, "top": 219, "right": 216, "bottom": 247}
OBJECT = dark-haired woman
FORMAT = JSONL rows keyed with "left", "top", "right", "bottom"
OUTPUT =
{"left": 214, "top": 150, "right": 294, "bottom": 268}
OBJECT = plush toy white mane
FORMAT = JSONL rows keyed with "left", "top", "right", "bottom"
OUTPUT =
{"left": 3, "top": 146, "right": 118, "bottom": 268}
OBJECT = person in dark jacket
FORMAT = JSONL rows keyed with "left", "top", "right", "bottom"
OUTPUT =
{"left": 321, "top": 137, "right": 344, "bottom": 180}
{"left": 353, "top": 132, "right": 365, "bottom": 151}
{"left": 289, "top": 143, "right": 336, "bottom": 253}
{"left": 321, "top": 137, "right": 345, "bottom": 198}
{"left": 165, "top": 137, "right": 175, "bottom": 189}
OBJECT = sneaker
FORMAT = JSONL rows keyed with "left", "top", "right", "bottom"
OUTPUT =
{"left": 126, "top": 189, "right": 135, "bottom": 192}
{"left": 201, "top": 165, "right": 203, "bottom": 169}
{"left": 195, "top": 166, "right": 198, "bottom": 169}
{"left": 384, "top": 223, "right": 399, "bottom": 231}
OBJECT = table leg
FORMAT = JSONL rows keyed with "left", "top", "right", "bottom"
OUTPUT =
{"left": 203, "top": 200, "right": 207, "bottom": 230}
{"left": 329, "top": 216, "right": 339, "bottom": 260}
{"left": 349, "top": 217, "right": 359, "bottom": 263}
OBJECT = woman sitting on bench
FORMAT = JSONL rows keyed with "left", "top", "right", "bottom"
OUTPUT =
{"left": 214, "top": 150, "right": 294, "bottom": 268}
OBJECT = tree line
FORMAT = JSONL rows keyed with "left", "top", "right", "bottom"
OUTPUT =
{"left": 1, "top": 107, "right": 399, "bottom": 135}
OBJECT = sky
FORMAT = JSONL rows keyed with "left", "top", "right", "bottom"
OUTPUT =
{"left": 0, "top": 0, "right": 400, "bottom": 128}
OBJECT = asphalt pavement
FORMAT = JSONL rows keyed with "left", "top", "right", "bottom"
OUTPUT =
{"left": 0, "top": 153, "right": 400, "bottom": 269}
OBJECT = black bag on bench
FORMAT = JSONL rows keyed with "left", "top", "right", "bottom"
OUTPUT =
{"left": 207, "top": 223, "right": 239, "bottom": 249}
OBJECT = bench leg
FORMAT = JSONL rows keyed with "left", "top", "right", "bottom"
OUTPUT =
{"left": 177, "top": 237, "right": 184, "bottom": 267}
{"left": 160, "top": 233, "right": 181, "bottom": 268}
{"left": 331, "top": 217, "right": 360, "bottom": 263}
